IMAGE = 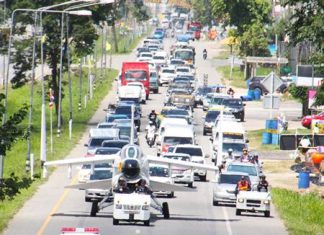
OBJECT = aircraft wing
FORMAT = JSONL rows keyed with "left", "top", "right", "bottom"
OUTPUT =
{"left": 147, "top": 155, "right": 218, "bottom": 172}
{"left": 44, "top": 155, "right": 117, "bottom": 167}
{"left": 65, "top": 179, "right": 112, "bottom": 190}
{"left": 150, "top": 180, "right": 196, "bottom": 192}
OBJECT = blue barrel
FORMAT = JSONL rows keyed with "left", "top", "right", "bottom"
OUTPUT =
{"left": 254, "top": 89, "right": 261, "bottom": 100}
{"left": 247, "top": 89, "right": 255, "bottom": 100}
{"left": 298, "top": 171, "right": 310, "bottom": 189}
{"left": 272, "top": 134, "right": 279, "bottom": 145}
{"left": 266, "top": 119, "right": 278, "bottom": 130}
{"left": 262, "top": 132, "right": 272, "bottom": 144}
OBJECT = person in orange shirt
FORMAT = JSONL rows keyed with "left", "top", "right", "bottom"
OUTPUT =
{"left": 235, "top": 176, "right": 251, "bottom": 195}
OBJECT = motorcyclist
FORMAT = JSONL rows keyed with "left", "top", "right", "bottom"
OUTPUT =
{"left": 257, "top": 175, "right": 269, "bottom": 192}
{"left": 227, "top": 87, "right": 235, "bottom": 97}
{"left": 148, "top": 110, "right": 157, "bottom": 127}
{"left": 227, "top": 148, "right": 234, "bottom": 159}
{"left": 145, "top": 121, "right": 156, "bottom": 145}
{"left": 203, "top": 49, "right": 207, "bottom": 60}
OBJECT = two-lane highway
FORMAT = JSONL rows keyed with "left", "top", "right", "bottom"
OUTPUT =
{"left": 4, "top": 37, "right": 288, "bottom": 235}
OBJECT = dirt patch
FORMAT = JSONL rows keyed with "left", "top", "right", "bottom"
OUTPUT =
{"left": 263, "top": 160, "right": 324, "bottom": 196}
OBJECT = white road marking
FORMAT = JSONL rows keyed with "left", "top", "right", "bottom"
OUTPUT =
{"left": 222, "top": 206, "right": 234, "bottom": 235}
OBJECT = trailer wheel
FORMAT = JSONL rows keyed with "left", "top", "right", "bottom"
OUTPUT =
{"left": 90, "top": 201, "right": 98, "bottom": 217}
{"left": 235, "top": 209, "right": 241, "bottom": 216}
{"left": 162, "top": 202, "right": 170, "bottom": 219}
{"left": 113, "top": 218, "right": 119, "bottom": 225}
{"left": 144, "top": 220, "right": 150, "bottom": 226}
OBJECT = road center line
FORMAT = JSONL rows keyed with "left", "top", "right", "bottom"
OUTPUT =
{"left": 36, "top": 175, "right": 78, "bottom": 235}
{"left": 222, "top": 206, "right": 233, "bottom": 235}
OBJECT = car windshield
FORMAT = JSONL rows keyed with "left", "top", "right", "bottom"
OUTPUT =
{"left": 222, "top": 99, "right": 243, "bottom": 107}
{"left": 171, "top": 60, "right": 185, "bottom": 65}
{"left": 153, "top": 56, "right": 164, "bottom": 60}
{"left": 219, "top": 174, "right": 250, "bottom": 184}
{"left": 82, "top": 163, "right": 112, "bottom": 169}
{"left": 90, "top": 170, "right": 113, "bottom": 180}
{"left": 222, "top": 142, "right": 245, "bottom": 152}
{"left": 95, "top": 148, "right": 120, "bottom": 155}
{"left": 164, "top": 137, "right": 193, "bottom": 145}
{"left": 205, "top": 111, "right": 220, "bottom": 121}
{"left": 115, "top": 106, "right": 131, "bottom": 115}
{"left": 210, "top": 97, "right": 226, "bottom": 105}
{"left": 227, "top": 164, "right": 258, "bottom": 176}
{"left": 150, "top": 72, "right": 157, "bottom": 78}
{"left": 125, "top": 70, "right": 147, "bottom": 81}
{"left": 163, "top": 69, "right": 175, "bottom": 74}
{"left": 167, "top": 109, "right": 189, "bottom": 116}
{"left": 177, "top": 68, "right": 189, "bottom": 73}
{"left": 117, "top": 126, "right": 132, "bottom": 137}
{"left": 141, "top": 53, "right": 152, "bottom": 58}
{"left": 223, "top": 133, "right": 244, "bottom": 141}
{"left": 174, "top": 50, "right": 194, "bottom": 60}
{"left": 149, "top": 167, "right": 169, "bottom": 177}
{"left": 89, "top": 138, "right": 113, "bottom": 147}
{"left": 102, "top": 141, "right": 128, "bottom": 148}
{"left": 197, "top": 87, "right": 213, "bottom": 95}
{"left": 175, "top": 147, "right": 202, "bottom": 156}
{"left": 106, "top": 115, "right": 127, "bottom": 123}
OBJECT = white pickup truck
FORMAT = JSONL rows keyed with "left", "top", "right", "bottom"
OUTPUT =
{"left": 113, "top": 193, "right": 151, "bottom": 226}
{"left": 236, "top": 190, "right": 271, "bottom": 217}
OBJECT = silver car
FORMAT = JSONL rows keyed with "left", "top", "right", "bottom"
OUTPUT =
{"left": 213, "top": 172, "right": 250, "bottom": 206}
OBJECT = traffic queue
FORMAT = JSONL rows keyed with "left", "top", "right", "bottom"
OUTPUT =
{"left": 76, "top": 16, "right": 271, "bottom": 222}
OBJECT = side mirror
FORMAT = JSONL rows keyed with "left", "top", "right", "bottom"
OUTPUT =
{"left": 84, "top": 144, "right": 88, "bottom": 147}
{"left": 243, "top": 103, "right": 246, "bottom": 106}
{"left": 209, "top": 137, "right": 213, "bottom": 142}
{"left": 245, "top": 139, "right": 249, "bottom": 143}
{"left": 205, "top": 154, "right": 210, "bottom": 158}
{"left": 114, "top": 77, "right": 118, "bottom": 81}
{"left": 156, "top": 141, "right": 161, "bottom": 146}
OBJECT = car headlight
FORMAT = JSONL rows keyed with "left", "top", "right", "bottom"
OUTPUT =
{"left": 142, "top": 205, "right": 150, "bottom": 210}
{"left": 263, "top": 200, "right": 270, "bottom": 205}
{"left": 115, "top": 204, "right": 122, "bottom": 209}
{"left": 238, "top": 198, "right": 244, "bottom": 203}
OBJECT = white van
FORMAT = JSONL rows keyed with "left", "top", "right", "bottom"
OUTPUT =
{"left": 158, "top": 125, "right": 195, "bottom": 156}
{"left": 156, "top": 118, "right": 193, "bottom": 145}
{"left": 86, "top": 128, "right": 120, "bottom": 155}
{"left": 117, "top": 85, "right": 141, "bottom": 103}
{"left": 212, "top": 120, "right": 246, "bottom": 144}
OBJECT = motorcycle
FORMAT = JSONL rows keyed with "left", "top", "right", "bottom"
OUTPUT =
{"left": 203, "top": 51, "right": 207, "bottom": 60}
{"left": 146, "top": 126, "right": 156, "bottom": 148}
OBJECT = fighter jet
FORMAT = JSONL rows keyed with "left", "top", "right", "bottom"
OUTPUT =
{"left": 44, "top": 144, "right": 218, "bottom": 220}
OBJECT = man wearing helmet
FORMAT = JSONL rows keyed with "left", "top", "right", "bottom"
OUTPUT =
{"left": 235, "top": 176, "right": 251, "bottom": 195}
{"left": 148, "top": 110, "right": 157, "bottom": 127}
{"left": 257, "top": 175, "right": 269, "bottom": 192}
{"left": 114, "top": 177, "right": 130, "bottom": 193}
{"left": 240, "top": 148, "right": 251, "bottom": 163}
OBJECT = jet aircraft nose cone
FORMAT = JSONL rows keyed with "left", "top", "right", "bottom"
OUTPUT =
{"left": 122, "top": 159, "right": 140, "bottom": 179}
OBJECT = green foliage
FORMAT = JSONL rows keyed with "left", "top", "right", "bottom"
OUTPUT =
{"left": 0, "top": 93, "right": 29, "bottom": 156}
{"left": 272, "top": 188, "right": 324, "bottom": 235}
{"left": 130, "top": 0, "right": 149, "bottom": 22}
{"left": 239, "top": 21, "right": 270, "bottom": 57}
{"left": 288, "top": 84, "right": 308, "bottom": 103}
{"left": 192, "top": 0, "right": 213, "bottom": 26}
{"left": 0, "top": 173, "right": 34, "bottom": 201}
{"left": 11, "top": 39, "right": 33, "bottom": 88}
{"left": 210, "top": 0, "right": 271, "bottom": 34}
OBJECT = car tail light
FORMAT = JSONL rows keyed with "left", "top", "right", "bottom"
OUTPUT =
{"left": 84, "top": 227, "right": 100, "bottom": 233}
{"left": 61, "top": 227, "right": 100, "bottom": 234}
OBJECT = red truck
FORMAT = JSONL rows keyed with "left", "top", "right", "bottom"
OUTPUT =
{"left": 188, "top": 22, "right": 202, "bottom": 40}
{"left": 121, "top": 62, "right": 150, "bottom": 100}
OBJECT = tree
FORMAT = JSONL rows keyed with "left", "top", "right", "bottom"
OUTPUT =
{"left": 238, "top": 21, "right": 270, "bottom": 57}
{"left": 288, "top": 85, "right": 309, "bottom": 116}
{"left": 8, "top": 0, "right": 104, "bottom": 122}
{"left": 210, "top": 0, "right": 271, "bottom": 34}
{"left": 191, "top": 0, "right": 214, "bottom": 26}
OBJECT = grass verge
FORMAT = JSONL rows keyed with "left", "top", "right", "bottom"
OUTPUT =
{"left": 247, "top": 129, "right": 280, "bottom": 151}
{"left": 217, "top": 65, "right": 273, "bottom": 88}
{"left": 272, "top": 188, "right": 324, "bottom": 235}
{"left": 0, "top": 68, "right": 118, "bottom": 232}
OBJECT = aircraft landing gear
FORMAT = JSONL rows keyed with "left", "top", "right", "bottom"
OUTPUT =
{"left": 162, "top": 202, "right": 170, "bottom": 219}
{"left": 90, "top": 201, "right": 98, "bottom": 217}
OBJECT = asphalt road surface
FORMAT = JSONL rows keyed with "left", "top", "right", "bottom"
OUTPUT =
{"left": 4, "top": 38, "right": 288, "bottom": 235}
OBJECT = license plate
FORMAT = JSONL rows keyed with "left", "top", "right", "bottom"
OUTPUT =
{"left": 125, "top": 211, "right": 140, "bottom": 214}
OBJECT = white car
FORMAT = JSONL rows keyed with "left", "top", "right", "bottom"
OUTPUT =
{"left": 163, "top": 153, "right": 194, "bottom": 188}
{"left": 149, "top": 164, "right": 174, "bottom": 197}
{"left": 78, "top": 162, "right": 112, "bottom": 183}
{"left": 172, "top": 144, "right": 209, "bottom": 181}
{"left": 176, "top": 66, "right": 192, "bottom": 76}
{"left": 85, "top": 168, "right": 113, "bottom": 202}
{"left": 152, "top": 54, "right": 167, "bottom": 66}
{"left": 213, "top": 172, "right": 250, "bottom": 206}
{"left": 159, "top": 67, "right": 176, "bottom": 85}
{"left": 236, "top": 190, "right": 271, "bottom": 217}
{"left": 126, "top": 82, "right": 146, "bottom": 103}
{"left": 226, "top": 161, "right": 261, "bottom": 186}
{"left": 137, "top": 52, "right": 153, "bottom": 62}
